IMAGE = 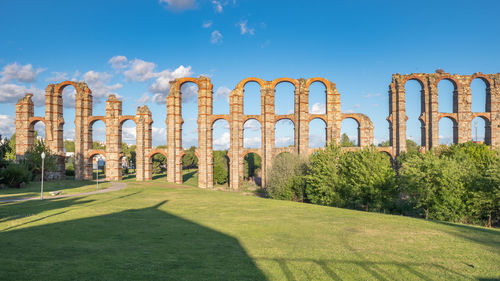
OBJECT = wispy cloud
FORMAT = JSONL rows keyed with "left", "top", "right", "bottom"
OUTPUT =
{"left": 238, "top": 20, "right": 255, "bottom": 35}
{"left": 211, "top": 30, "right": 223, "bottom": 44}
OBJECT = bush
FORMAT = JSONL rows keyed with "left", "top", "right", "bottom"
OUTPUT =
{"left": 22, "top": 140, "right": 57, "bottom": 177}
{"left": 213, "top": 151, "right": 229, "bottom": 185}
{"left": 0, "top": 163, "right": 32, "bottom": 188}
{"left": 398, "top": 152, "right": 467, "bottom": 222}
{"left": 338, "top": 148, "right": 397, "bottom": 212}
{"left": 266, "top": 153, "right": 308, "bottom": 201}
{"left": 152, "top": 154, "right": 166, "bottom": 174}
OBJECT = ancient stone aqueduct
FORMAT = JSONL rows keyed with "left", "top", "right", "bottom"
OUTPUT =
{"left": 14, "top": 71, "right": 500, "bottom": 189}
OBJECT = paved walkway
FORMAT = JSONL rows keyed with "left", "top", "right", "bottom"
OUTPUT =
{"left": 0, "top": 182, "right": 126, "bottom": 203}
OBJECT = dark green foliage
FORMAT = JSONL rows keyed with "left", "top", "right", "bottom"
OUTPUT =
{"left": 65, "top": 157, "right": 75, "bottom": 176}
{"left": 213, "top": 150, "right": 229, "bottom": 185}
{"left": 377, "top": 140, "right": 390, "bottom": 147}
{"left": 406, "top": 139, "right": 420, "bottom": 153}
{"left": 338, "top": 148, "right": 397, "bottom": 211}
{"left": 63, "top": 140, "right": 75, "bottom": 152}
{"left": 0, "top": 163, "right": 32, "bottom": 188}
{"left": 0, "top": 135, "right": 12, "bottom": 168}
{"left": 305, "top": 144, "right": 342, "bottom": 205}
{"left": 152, "top": 154, "right": 166, "bottom": 174}
{"left": 266, "top": 153, "right": 308, "bottom": 201}
{"left": 398, "top": 152, "right": 467, "bottom": 221}
{"left": 182, "top": 146, "right": 198, "bottom": 169}
{"left": 244, "top": 153, "right": 261, "bottom": 179}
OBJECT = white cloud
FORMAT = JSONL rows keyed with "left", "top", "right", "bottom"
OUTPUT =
{"left": 309, "top": 133, "right": 326, "bottom": 148}
{"left": 238, "top": 20, "right": 255, "bottom": 35}
{"left": 159, "top": 0, "right": 196, "bottom": 11}
{"left": 202, "top": 20, "right": 213, "bottom": 28}
{"left": 0, "top": 115, "right": 16, "bottom": 137}
{"left": 275, "top": 136, "right": 293, "bottom": 147}
{"left": 81, "top": 70, "right": 123, "bottom": 105}
{"left": 244, "top": 136, "right": 261, "bottom": 148}
{"left": 211, "top": 30, "right": 223, "bottom": 44}
{"left": 0, "top": 83, "right": 45, "bottom": 105}
{"left": 122, "top": 126, "right": 136, "bottom": 144}
{"left": 46, "top": 72, "right": 68, "bottom": 82}
{"left": 0, "top": 63, "right": 45, "bottom": 83}
{"left": 137, "top": 93, "right": 150, "bottom": 104}
{"left": 108, "top": 56, "right": 128, "bottom": 70}
{"left": 310, "top": 102, "right": 325, "bottom": 114}
{"left": 213, "top": 131, "right": 230, "bottom": 150}
{"left": 124, "top": 59, "right": 158, "bottom": 82}
{"left": 211, "top": 0, "right": 223, "bottom": 12}
{"left": 215, "top": 86, "right": 231, "bottom": 102}
{"left": 150, "top": 65, "right": 193, "bottom": 104}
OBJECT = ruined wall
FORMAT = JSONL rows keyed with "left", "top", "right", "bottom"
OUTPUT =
{"left": 14, "top": 71, "right": 499, "bottom": 189}
{"left": 388, "top": 70, "right": 500, "bottom": 156}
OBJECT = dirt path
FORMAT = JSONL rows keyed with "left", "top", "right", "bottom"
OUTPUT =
{"left": 0, "top": 182, "right": 126, "bottom": 203}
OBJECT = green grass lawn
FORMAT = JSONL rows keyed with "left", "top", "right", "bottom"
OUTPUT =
{"left": 0, "top": 179, "right": 111, "bottom": 201}
{"left": 1, "top": 178, "right": 499, "bottom": 280}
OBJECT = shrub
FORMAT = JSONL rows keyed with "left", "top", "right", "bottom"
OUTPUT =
{"left": 338, "top": 148, "right": 397, "bottom": 212}
{"left": 266, "top": 153, "right": 308, "bottom": 201}
{"left": 213, "top": 151, "right": 228, "bottom": 185}
{"left": 305, "top": 144, "right": 343, "bottom": 206}
{"left": 152, "top": 154, "right": 166, "bottom": 174}
{"left": 0, "top": 163, "right": 32, "bottom": 188}
{"left": 22, "top": 140, "right": 57, "bottom": 177}
{"left": 398, "top": 152, "right": 467, "bottom": 221}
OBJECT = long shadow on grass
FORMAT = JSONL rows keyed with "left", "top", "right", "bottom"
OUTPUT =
{"left": 0, "top": 200, "right": 267, "bottom": 281}
{"left": 182, "top": 170, "right": 196, "bottom": 182}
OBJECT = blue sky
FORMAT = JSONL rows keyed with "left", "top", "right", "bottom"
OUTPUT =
{"left": 0, "top": 0, "right": 498, "bottom": 148}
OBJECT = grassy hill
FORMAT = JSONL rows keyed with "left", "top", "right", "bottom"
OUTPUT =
{"left": 1, "top": 178, "right": 499, "bottom": 280}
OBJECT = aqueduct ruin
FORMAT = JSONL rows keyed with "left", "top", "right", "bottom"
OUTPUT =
{"left": 14, "top": 71, "right": 500, "bottom": 189}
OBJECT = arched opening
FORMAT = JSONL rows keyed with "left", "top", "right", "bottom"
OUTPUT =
{"left": 308, "top": 81, "right": 326, "bottom": 114}
{"left": 243, "top": 152, "right": 262, "bottom": 187}
{"left": 90, "top": 154, "right": 106, "bottom": 181}
{"left": 212, "top": 119, "right": 230, "bottom": 187}
{"left": 90, "top": 120, "right": 106, "bottom": 150}
{"left": 471, "top": 78, "right": 488, "bottom": 113}
{"left": 182, "top": 147, "right": 198, "bottom": 186}
{"left": 181, "top": 82, "right": 199, "bottom": 149}
{"left": 471, "top": 116, "right": 487, "bottom": 143}
{"left": 308, "top": 118, "right": 327, "bottom": 148}
{"left": 439, "top": 117, "right": 457, "bottom": 145}
{"left": 438, "top": 79, "right": 456, "bottom": 113}
{"left": 340, "top": 118, "right": 359, "bottom": 147}
{"left": 150, "top": 153, "right": 167, "bottom": 180}
{"left": 243, "top": 119, "right": 261, "bottom": 148}
{"left": 275, "top": 119, "right": 294, "bottom": 147}
{"left": 275, "top": 82, "right": 295, "bottom": 115}
{"left": 405, "top": 79, "right": 424, "bottom": 146}
{"left": 243, "top": 82, "right": 261, "bottom": 115}
{"left": 120, "top": 119, "right": 136, "bottom": 179}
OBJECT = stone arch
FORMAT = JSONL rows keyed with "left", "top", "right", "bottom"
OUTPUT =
{"left": 87, "top": 150, "right": 106, "bottom": 159}
{"left": 235, "top": 77, "right": 266, "bottom": 89}
{"left": 273, "top": 80, "right": 296, "bottom": 115}
{"left": 403, "top": 78, "right": 426, "bottom": 147}
{"left": 305, "top": 77, "right": 334, "bottom": 91}
{"left": 471, "top": 115, "right": 491, "bottom": 144}
{"left": 340, "top": 115, "right": 360, "bottom": 147}
{"left": 470, "top": 76, "right": 491, "bottom": 113}
{"left": 88, "top": 116, "right": 106, "bottom": 126}
{"left": 438, "top": 116, "right": 458, "bottom": 145}
{"left": 437, "top": 78, "right": 457, "bottom": 113}
{"left": 308, "top": 80, "right": 327, "bottom": 115}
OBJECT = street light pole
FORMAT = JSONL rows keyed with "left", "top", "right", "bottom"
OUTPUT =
{"left": 40, "top": 152, "right": 45, "bottom": 200}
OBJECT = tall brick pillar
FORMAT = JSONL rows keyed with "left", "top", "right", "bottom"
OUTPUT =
{"left": 490, "top": 76, "right": 500, "bottom": 146}
{"left": 166, "top": 81, "right": 183, "bottom": 184}
{"left": 261, "top": 83, "right": 274, "bottom": 188}
{"left": 388, "top": 81, "right": 397, "bottom": 156}
{"left": 395, "top": 76, "right": 408, "bottom": 154}
{"left": 229, "top": 88, "right": 243, "bottom": 189}
{"left": 105, "top": 95, "right": 122, "bottom": 181}
{"left": 457, "top": 78, "right": 472, "bottom": 143}
{"left": 74, "top": 83, "right": 92, "bottom": 180}
{"left": 197, "top": 77, "right": 212, "bottom": 188}
{"left": 327, "top": 83, "right": 341, "bottom": 145}
{"left": 136, "top": 106, "right": 152, "bottom": 181}
{"left": 15, "top": 94, "right": 35, "bottom": 160}
{"left": 297, "top": 79, "right": 309, "bottom": 153}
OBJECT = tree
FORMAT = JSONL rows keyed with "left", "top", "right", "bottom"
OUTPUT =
{"left": 93, "top": 142, "right": 106, "bottom": 150}
{"left": 338, "top": 148, "right": 397, "bottom": 211}
{"left": 5, "top": 134, "right": 16, "bottom": 161}
{"left": 305, "top": 144, "right": 343, "bottom": 206}
{"left": 398, "top": 152, "right": 467, "bottom": 221}
{"left": 63, "top": 140, "right": 75, "bottom": 152}
{"left": 182, "top": 146, "right": 198, "bottom": 169}
{"left": 266, "top": 153, "right": 308, "bottom": 201}
{"left": 244, "top": 153, "right": 261, "bottom": 179}
{"left": 406, "top": 139, "right": 419, "bottom": 153}
{"left": 340, "top": 133, "right": 355, "bottom": 147}
{"left": 213, "top": 150, "right": 229, "bottom": 185}
{"left": 152, "top": 154, "right": 166, "bottom": 174}
{"left": 0, "top": 135, "right": 12, "bottom": 168}
{"left": 23, "top": 139, "right": 57, "bottom": 177}
{"left": 377, "top": 140, "right": 390, "bottom": 147}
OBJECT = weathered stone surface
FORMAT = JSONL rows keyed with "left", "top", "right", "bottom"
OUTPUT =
{"left": 14, "top": 73, "right": 499, "bottom": 188}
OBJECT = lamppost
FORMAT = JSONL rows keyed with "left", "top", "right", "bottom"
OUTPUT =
{"left": 40, "top": 152, "right": 45, "bottom": 200}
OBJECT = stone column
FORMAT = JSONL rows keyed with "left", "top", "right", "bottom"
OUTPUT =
{"left": 327, "top": 84, "right": 341, "bottom": 145}
{"left": 15, "top": 94, "right": 34, "bottom": 160}
{"left": 428, "top": 77, "right": 440, "bottom": 149}
{"left": 197, "top": 77, "right": 211, "bottom": 188}
{"left": 229, "top": 88, "right": 243, "bottom": 189}
{"left": 359, "top": 114, "right": 374, "bottom": 147}
{"left": 136, "top": 106, "right": 152, "bottom": 181}
{"left": 74, "top": 83, "right": 92, "bottom": 180}
{"left": 105, "top": 95, "right": 122, "bottom": 181}
{"left": 166, "top": 85, "right": 177, "bottom": 183}
{"left": 489, "top": 75, "right": 499, "bottom": 147}
{"left": 261, "top": 82, "right": 274, "bottom": 188}
{"left": 82, "top": 92, "right": 93, "bottom": 180}
{"left": 387, "top": 81, "right": 397, "bottom": 156}
{"left": 45, "top": 84, "right": 65, "bottom": 180}
{"left": 297, "top": 79, "right": 309, "bottom": 153}
{"left": 394, "top": 76, "right": 407, "bottom": 155}
{"left": 457, "top": 77, "right": 472, "bottom": 143}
